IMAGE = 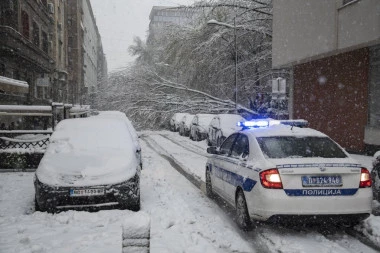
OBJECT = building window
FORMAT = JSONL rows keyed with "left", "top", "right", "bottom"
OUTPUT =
{"left": 32, "top": 21, "right": 39, "bottom": 47}
{"left": 21, "top": 10, "right": 29, "bottom": 39}
{"left": 42, "top": 31, "right": 48, "bottom": 53}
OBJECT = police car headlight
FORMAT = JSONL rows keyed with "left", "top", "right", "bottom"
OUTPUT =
{"left": 260, "top": 169, "right": 283, "bottom": 189}
{"left": 359, "top": 168, "right": 371, "bottom": 188}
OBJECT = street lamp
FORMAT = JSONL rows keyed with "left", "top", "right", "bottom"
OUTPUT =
{"left": 207, "top": 18, "right": 238, "bottom": 113}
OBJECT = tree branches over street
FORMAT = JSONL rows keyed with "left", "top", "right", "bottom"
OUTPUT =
{"left": 95, "top": 0, "right": 289, "bottom": 129}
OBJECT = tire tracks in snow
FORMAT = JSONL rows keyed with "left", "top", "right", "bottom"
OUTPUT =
{"left": 158, "top": 133, "right": 210, "bottom": 158}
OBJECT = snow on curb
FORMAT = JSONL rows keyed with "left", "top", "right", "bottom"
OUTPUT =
{"left": 122, "top": 211, "right": 150, "bottom": 253}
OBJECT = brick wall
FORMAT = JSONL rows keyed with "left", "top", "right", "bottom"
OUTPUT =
{"left": 293, "top": 48, "right": 369, "bottom": 152}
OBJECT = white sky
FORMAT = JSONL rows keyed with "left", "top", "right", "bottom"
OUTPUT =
{"left": 90, "top": 0, "right": 195, "bottom": 73}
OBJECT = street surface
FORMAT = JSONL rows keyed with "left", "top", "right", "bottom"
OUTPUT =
{"left": 0, "top": 130, "right": 380, "bottom": 252}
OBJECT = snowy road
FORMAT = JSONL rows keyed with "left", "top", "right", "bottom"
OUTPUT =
{"left": 1, "top": 130, "right": 380, "bottom": 252}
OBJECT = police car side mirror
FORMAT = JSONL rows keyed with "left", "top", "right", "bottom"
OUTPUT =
{"left": 207, "top": 146, "right": 219, "bottom": 154}
{"left": 240, "top": 152, "right": 248, "bottom": 161}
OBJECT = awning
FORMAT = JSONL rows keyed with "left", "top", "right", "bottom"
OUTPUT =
{"left": 0, "top": 76, "right": 29, "bottom": 94}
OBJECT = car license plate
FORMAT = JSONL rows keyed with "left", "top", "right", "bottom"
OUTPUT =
{"left": 69, "top": 188, "right": 105, "bottom": 197}
{"left": 302, "top": 175, "right": 342, "bottom": 187}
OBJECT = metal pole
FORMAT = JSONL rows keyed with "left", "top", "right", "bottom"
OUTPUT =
{"left": 234, "top": 16, "right": 238, "bottom": 113}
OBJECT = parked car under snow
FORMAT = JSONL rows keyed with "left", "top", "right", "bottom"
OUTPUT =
{"left": 207, "top": 114, "right": 245, "bottom": 147}
{"left": 169, "top": 113, "right": 190, "bottom": 132}
{"left": 34, "top": 117, "right": 141, "bottom": 213}
{"left": 178, "top": 114, "right": 195, "bottom": 136}
{"left": 189, "top": 114, "right": 214, "bottom": 141}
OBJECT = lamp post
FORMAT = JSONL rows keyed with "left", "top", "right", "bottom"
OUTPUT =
{"left": 207, "top": 18, "right": 238, "bottom": 113}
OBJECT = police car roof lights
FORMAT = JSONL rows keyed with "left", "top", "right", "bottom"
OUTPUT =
{"left": 238, "top": 119, "right": 308, "bottom": 129}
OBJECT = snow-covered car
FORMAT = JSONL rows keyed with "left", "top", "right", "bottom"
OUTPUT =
{"left": 96, "top": 111, "right": 142, "bottom": 168}
{"left": 189, "top": 114, "right": 214, "bottom": 141}
{"left": 169, "top": 113, "right": 190, "bottom": 132}
{"left": 371, "top": 151, "right": 380, "bottom": 201}
{"left": 178, "top": 114, "right": 195, "bottom": 136}
{"left": 34, "top": 117, "right": 141, "bottom": 213}
{"left": 207, "top": 114, "right": 245, "bottom": 147}
{"left": 205, "top": 120, "right": 372, "bottom": 229}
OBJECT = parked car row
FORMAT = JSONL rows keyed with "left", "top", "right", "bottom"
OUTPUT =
{"left": 170, "top": 112, "right": 245, "bottom": 146}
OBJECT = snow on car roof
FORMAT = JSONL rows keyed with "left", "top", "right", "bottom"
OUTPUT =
{"left": 244, "top": 124, "right": 327, "bottom": 138}
{"left": 218, "top": 114, "right": 244, "bottom": 123}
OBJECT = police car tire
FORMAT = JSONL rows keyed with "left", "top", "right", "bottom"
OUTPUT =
{"left": 206, "top": 170, "right": 214, "bottom": 198}
{"left": 236, "top": 190, "right": 252, "bottom": 230}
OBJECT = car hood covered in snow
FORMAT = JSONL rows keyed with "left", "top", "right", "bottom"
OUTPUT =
{"left": 37, "top": 149, "right": 138, "bottom": 187}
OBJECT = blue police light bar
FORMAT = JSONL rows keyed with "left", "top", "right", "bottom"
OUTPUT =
{"left": 238, "top": 119, "right": 308, "bottom": 129}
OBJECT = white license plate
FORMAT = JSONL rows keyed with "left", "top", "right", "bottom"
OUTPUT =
{"left": 69, "top": 188, "right": 105, "bottom": 197}
{"left": 302, "top": 175, "right": 342, "bottom": 187}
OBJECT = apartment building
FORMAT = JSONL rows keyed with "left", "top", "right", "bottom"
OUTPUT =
{"left": 272, "top": 0, "right": 380, "bottom": 153}
{"left": 148, "top": 6, "right": 199, "bottom": 44}
{"left": 0, "top": 0, "right": 55, "bottom": 105}
{"left": 0, "top": 0, "right": 106, "bottom": 107}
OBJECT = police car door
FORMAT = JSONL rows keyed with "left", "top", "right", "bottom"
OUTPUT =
{"left": 224, "top": 133, "right": 250, "bottom": 203}
{"left": 212, "top": 133, "right": 238, "bottom": 198}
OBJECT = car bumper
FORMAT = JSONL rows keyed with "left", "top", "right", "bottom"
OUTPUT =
{"left": 34, "top": 174, "right": 140, "bottom": 212}
{"left": 245, "top": 187, "right": 372, "bottom": 222}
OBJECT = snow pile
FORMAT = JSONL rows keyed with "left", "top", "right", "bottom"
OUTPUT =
{"left": 122, "top": 211, "right": 150, "bottom": 253}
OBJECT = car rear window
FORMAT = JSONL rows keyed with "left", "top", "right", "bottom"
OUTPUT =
{"left": 257, "top": 136, "right": 347, "bottom": 158}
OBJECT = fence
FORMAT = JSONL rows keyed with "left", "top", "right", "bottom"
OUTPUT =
{"left": 0, "top": 130, "right": 52, "bottom": 170}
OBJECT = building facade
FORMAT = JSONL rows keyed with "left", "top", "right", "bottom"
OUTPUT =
{"left": 51, "top": 0, "right": 68, "bottom": 103}
{"left": 0, "top": 0, "right": 55, "bottom": 105}
{"left": 0, "top": 0, "right": 107, "bottom": 107}
{"left": 148, "top": 6, "right": 198, "bottom": 44}
{"left": 272, "top": 0, "right": 380, "bottom": 153}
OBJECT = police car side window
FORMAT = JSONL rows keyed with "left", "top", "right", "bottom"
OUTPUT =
{"left": 219, "top": 134, "right": 237, "bottom": 156}
{"left": 231, "top": 134, "right": 249, "bottom": 158}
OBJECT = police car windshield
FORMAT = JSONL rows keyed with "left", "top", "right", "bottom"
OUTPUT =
{"left": 257, "top": 136, "right": 347, "bottom": 159}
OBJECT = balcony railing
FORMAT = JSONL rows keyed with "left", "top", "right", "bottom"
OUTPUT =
{"left": 0, "top": 25, "right": 54, "bottom": 72}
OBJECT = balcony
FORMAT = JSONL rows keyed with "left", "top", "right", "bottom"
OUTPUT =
{"left": 0, "top": 25, "right": 54, "bottom": 73}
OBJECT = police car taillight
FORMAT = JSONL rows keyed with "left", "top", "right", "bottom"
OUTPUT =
{"left": 359, "top": 168, "right": 371, "bottom": 188}
{"left": 260, "top": 169, "right": 283, "bottom": 189}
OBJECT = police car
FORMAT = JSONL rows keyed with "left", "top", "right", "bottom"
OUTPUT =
{"left": 205, "top": 119, "right": 372, "bottom": 229}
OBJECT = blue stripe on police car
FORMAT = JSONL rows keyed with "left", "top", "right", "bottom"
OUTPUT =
{"left": 212, "top": 165, "right": 256, "bottom": 192}
{"left": 284, "top": 188, "right": 358, "bottom": 196}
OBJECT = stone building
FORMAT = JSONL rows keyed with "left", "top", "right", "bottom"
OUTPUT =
{"left": 67, "top": 0, "right": 105, "bottom": 105}
{"left": 0, "top": 0, "right": 55, "bottom": 105}
{"left": 51, "top": 0, "right": 68, "bottom": 103}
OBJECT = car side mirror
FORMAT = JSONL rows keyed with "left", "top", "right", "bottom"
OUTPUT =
{"left": 207, "top": 146, "right": 219, "bottom": 155}
{"left": 240, "top": 152, "right": 248, "bottom": 161}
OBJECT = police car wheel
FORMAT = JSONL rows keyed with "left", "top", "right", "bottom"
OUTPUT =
{"left": 236, "top": 190, "right": 252, "bottom": 230}
{"left": 206, "top": 170, "right": 214, "bottom": 198}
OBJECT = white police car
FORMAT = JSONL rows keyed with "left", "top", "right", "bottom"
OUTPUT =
{"left": 205, "top": 119, "right": 372, "bottom": 229}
